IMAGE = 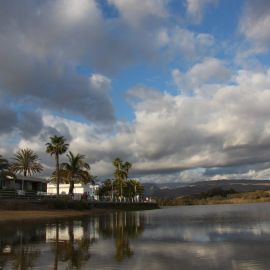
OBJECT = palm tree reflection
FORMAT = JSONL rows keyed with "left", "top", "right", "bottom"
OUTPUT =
{"left": 0, "top": 212, "right": 145, "bottom": 269}
{"left": 0, "top": 222, "right": 42, "bottom": 270}
{"left": 12, "top": 246, "right": 40, "bottom": 270}
{"left": 50, "top": 220, "right": 95, "bottom": 270}
{"left": 98, "top": 211, "right": 145, "bottom": 262}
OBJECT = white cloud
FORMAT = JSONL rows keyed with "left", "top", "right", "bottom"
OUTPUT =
{"left": 186, "top": 0, "right": 218, "bottom": 24}
{"left": 240, "top": 0, "right": 270, "bottom": 51}
{"left": 3, "top": 66, "right": 270, "bottom": 183}
{"left": 2, "top": 0, "right": 270, "bottom": 184}
{"left": 89, "top": 74, "right": 111, "bottom": 93}
{"left": 4, "top": 67, "right": 270, "bottom": 182}
{"left": 108, "top": 0, "right": 168, "bottom": 28}
{"left": 159, "top": 28, "right": 216, "bottom": 60}
{"left": 172, "top": 58, "right": 231, "bottom": 94}
{"left": 55, "top": 0, "right": 101, "bottom": 25}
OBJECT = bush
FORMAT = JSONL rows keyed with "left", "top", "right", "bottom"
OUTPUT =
{"left": 198, "top": 187, "right": 237, "bottom": 199}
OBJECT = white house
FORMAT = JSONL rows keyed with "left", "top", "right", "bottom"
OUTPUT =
{"left": 47, "top": 183, "right": 99, "bottom": 200}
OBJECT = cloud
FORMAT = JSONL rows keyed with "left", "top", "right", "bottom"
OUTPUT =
{"left": 156, "top": 28, "right": 216, "bottom": 64}
{"left": 0, "top": 0, "right": 217, "bottom": 128}
{"left": 0, "top": 0, "right": 116, "bottom": 123}
{"left": 0, "top": 104, "right": 43, "bottom": 138}
{"left": 12, "top": 67, "right": 270, "bottom": 182}
{"left": 240, "top": 0, "right": 270, "bottom": 51}
{"left": 1, "top": 0, "right": 270, "bottom": 183}
{"left": 172, "top": 58, "right": 231, "bottom": 94}
{"left": 3, "top": 65, "right": 270, "bottom": 183}
{"left": 17, "top": 111, "right": 43, "bottom": 139}
{"left": 0, "top": 104, "right": 18, "bottom": 135}
{"left": 108, "top": 0, "right": 168, "bottom": 28}
{"left": 186, "top": 0, "right": 218, "bottom": 24}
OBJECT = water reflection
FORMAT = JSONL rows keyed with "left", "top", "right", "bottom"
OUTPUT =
{"left": 0, "top": 222, "right": 44, "bottom": 269}
{"left": 2, "top": 204, "right": 270, "bottom": 269}
{"left": 98, "top": 212, "right": 144, "bottom": 261}
{"left": 0, "top": 211, "right": 145, "bottom": 269}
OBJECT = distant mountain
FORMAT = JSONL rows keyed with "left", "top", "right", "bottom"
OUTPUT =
{"left": 143, "top": 180, "right": 270, "bottom": 198}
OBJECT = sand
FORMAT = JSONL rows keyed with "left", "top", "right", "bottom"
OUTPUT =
{"left": 0, "top": 209, "right": 110, "bottom": 222}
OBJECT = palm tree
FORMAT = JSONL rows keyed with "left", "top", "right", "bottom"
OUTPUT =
{"left": 112, "top": 159, "right": 132, "bottom": 200}
{"left": 123, "top": 162, "right": 132, "bottom": 180}
{"left": 10, "top": 148, "right": 43, "bottom": 177}
{"left": 46, "top": 136, "right": 69, "bottom": 196}
{"left": 113, "top": 158, "right": 124, "bottom": 199}
{"left": 124, "top": 179, "right": 144, "bottom": 201}
{"left": 61, "top": 151, "right": 90, "bottom": 195}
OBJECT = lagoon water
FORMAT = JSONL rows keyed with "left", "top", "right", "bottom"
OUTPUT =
{"left": 1, "top": 203, "right": 270, "bottom": 269}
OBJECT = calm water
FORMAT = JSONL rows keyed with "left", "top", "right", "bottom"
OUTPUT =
{"left": 1, "top": 203, "right": 270, "bottom": 269}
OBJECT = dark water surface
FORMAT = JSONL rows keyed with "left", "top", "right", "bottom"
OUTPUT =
{"left": 1, "top": 203, "right": 270, "bottom": 269}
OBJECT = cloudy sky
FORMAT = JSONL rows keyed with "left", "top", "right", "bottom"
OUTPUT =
{"left": 1, "top": 0, "right": 270, "bottom": 183}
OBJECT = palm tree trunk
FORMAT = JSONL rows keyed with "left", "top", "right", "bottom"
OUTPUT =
{"left": 69, "top": 180, "right": 74, "bottom": 195}
{"left": 23, "top": 171, "right": 26, "bottom": 191}
{"left": 54, "top": 222, "right": 59, "bottom": 270}
{"left": 56, "top": 153, "right": 59, "bottom": 196}
{"left": 120, "top": 180, "right": 122, "bottom": 200}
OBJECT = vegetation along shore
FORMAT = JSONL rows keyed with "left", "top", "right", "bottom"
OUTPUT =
{"left": 157, "top": 188, "right": 270, "bottom": 206}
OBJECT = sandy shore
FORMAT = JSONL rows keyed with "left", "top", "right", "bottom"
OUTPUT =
{"left": 0, "top": 209, "right": 110, "bottom": 222}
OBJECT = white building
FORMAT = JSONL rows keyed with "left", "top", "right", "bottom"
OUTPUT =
{"left": 47, "top": 183, "right": 99, "bottom": 200}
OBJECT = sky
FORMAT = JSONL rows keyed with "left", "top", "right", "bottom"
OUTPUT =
{"left": 1, "top": 0, "right": 270, "bottom": 183}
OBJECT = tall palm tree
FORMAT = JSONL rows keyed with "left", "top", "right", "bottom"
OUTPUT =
{"left": 61, "top": 151, "right": 90, "bottom": 195}
{"left": 113, "top": 158, "right": 124, "bottom": 199}
{"left": 113, "top": 158, "right": 132, "bottom": 199}
{"left": 46, "top": 135, "right": 69, "bottom": 196}
{"left": 10, "top": 148, "right": 43, "bottom": 177}
{"left": 123, "top": 162, "right": 132, "bottom": 180}
{"left": 124, "top": 179, "right": 144, "bottom": 201}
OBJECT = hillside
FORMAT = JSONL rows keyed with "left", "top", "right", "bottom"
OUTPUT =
{"left": 144, "top": 180, "right": 270, "bottom": 198}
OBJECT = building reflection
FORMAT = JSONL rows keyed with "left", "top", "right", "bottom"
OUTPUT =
{"left": 0, "top": 212, "right": 145, "bottom": 269}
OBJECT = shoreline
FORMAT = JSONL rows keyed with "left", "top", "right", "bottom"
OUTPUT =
{"left": 0, "top": 200, "right": 159, "bottom": 222}
{"left": 0, "top": 208, "right": 111, "bottom": 222}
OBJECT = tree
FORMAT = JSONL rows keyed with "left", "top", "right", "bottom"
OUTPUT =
{"left": 124, "top": 179, "right": 144, "bottom": 201}
{"left": 46, "top": 135, "right": 69, "bottom": 196}
{"left": 98, "top": 179, "right": 114, "bottom": 199}
{"left": 113, "top": 159, "right": 133, "bottom": 200}
{"left": 123, "top": 162, "right": 132, "bottom": 180}
{"left": 10, "top": 148, "right": 43, "bottom": 177}
{"left": 113, "top": 158, "right": 125, "bottom": 199}
{"left": 61, "top": 151, "right": 90, "bottom": 195}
